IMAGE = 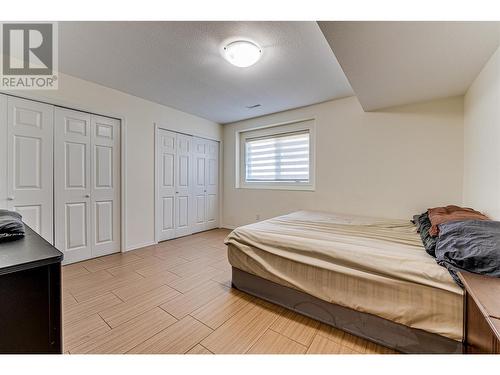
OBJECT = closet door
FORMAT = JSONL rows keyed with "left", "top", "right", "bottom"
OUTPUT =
{"left": 0, "top": 95, "right": 7, "bottom": 210}
{"left": 91, "top": 115, "right": 121, "bottom": 257}
{"left": 192, "top": 137, "right": 207, "bottom": 233}
{"left": 205, "top": 140, "right": 219, "bottom": 230}
{"left": 7, "top": 96, "right": 54, "bottom": 243}
{"left": 157, "top": 129, "right": 176, "bottom": 241}
{"left": 54, "top": 108, "right": 91, "bottom": 263}
{"left": 175, "top": 133, "right": 192, "bottom": 238}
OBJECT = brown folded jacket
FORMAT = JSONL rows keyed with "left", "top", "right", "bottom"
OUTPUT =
{"left": 427, "top": 206, "right": 490, "bottom": 237}
{"left": 428, "top": 205, "right": 489, "bottom": 237}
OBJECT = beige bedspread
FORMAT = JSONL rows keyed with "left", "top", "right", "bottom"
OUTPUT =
{"left": 225, "top": 210, "right": 464, "bottom": 341}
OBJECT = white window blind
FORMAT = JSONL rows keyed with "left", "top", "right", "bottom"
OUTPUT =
{"left": 245, "top": 130, "right": 310, "bottom": 182}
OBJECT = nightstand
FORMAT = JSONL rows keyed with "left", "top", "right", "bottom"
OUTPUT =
{"left": 459, "top": 271, "right": 500, "bottom": 354}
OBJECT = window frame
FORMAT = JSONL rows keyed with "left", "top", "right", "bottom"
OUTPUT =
{"left": 236, "top": 119, "right": 316, "bottom": 191}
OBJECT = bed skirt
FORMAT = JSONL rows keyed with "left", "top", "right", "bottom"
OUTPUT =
{"left": 231, "top": 267, "right": 463, "bottom": 354}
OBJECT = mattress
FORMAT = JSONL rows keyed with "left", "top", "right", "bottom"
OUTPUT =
{"left": 225, "top": 210, "right": 464, "bottom": 341}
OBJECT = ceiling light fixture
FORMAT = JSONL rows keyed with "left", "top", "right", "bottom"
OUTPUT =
{"left": 222, "top": 40, "right": 262, "bottom": 68}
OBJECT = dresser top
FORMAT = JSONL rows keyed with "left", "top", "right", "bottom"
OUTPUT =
{"left": 459, "top": 271, "right": 500, "bottom": 319}
{"left": 0, "top": 226, "right": 63, "bottom": 276}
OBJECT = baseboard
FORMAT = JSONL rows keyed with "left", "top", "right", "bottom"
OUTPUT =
{"left": 124, "top": 240, "right": 157, "bottom": 252}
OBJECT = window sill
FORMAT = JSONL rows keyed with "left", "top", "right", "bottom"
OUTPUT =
{"left": 237, "top": 183, "right": 315, "bottom": 192}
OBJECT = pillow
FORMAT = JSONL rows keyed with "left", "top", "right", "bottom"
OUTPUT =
{"left": 0, "top": 209, "right": 25, "bottom": 243}
{"left": 435, "top": 220, "right": 500, "bottom": 287}
{"left": 427, "top": 205, "right": 489, "bottom": 237}
{"left": 415, "top": 213, "right": 437, "bottom": 257}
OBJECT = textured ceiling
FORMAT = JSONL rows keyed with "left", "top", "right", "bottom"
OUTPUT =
{"left": 58, "top": 21, "right": 353, "bottom": 123}
{"left": 319, "top": 21, "right": 500, "bottom": 111}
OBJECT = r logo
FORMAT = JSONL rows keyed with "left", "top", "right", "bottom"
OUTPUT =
{"left": 2, "top": 23, "right": 53, "bottom": 75}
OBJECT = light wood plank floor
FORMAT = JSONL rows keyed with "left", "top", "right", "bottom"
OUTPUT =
{"left": 62, "top": 229, "right": 397, "bottom": 354}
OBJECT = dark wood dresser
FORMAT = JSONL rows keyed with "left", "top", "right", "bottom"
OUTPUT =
{"left": 459, "top": 271, "right": 500, "bottom": 354}
{"left": 0, "top": 226, "right": 63, "bottom": 353}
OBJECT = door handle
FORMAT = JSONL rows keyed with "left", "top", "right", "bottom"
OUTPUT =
{"left": 7, "top": 196, "right": 14, "bottom": 201}
{"left": 84, "top": 194, "right": 90, "bottom": 198}
{"left": 175, "top": 191, "right": 179, "bottom": 194}
{"left": 204, "top": 190, "right": 206, "bottom": 193}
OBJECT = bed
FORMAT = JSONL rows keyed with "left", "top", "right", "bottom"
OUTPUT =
{"left": 225, "top": 210, "right": 464, "bottom": 353}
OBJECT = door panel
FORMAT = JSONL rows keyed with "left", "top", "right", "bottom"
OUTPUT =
{"left": 196, "top": 157, "right": 205, "bottom": 186}
{"left": 65, "top": 202, "right": 87, "bottom": 249}
{"left": 91, "top": 115, "right": 120, "bottom": 257}
{"left": 208, "top": 158, "right": 217, "bottom": 186}
{"left": 54, "top": 108, "right": 91, "bottom": 264}
{"left": 178, "top": 155, "right": 189, "bottom": 187}
{"left": 195, "top": 195, "right": 205, "bottom": 224}
{"left": 205, "top": 140, "right": 219, "bottom": 230}
{"left": 15, "top": 205, "right": 41, "bottom": 233}
{"left": 163, "top": 154, "right": 174, "bottom": 186}
{"left": 157, "top": 129, "right": 176, "bottom": 241}
{"left": 14, "top": 136, "right": 41, "bottom": 188}
{"left": 195, "top": 141, "right": 205, "bottom": 154}
{"left": 177, "top": 136, "right": 190, "bottom": 153}
{"left": 95, "top": 200, "right": 113, "bottom": 244}
{"left": 7, "top": 97, "right": 53, "bottom": 243}
{"left": 95, "top": 122, "right": 113, "bottom": 138}
{"left": 15, "top": 107, "right": 42, "bottom": 128}
{"left": 177, "top": 195, "right": 189, "bottom": 229}
{"left": 175, "top": 133, "right": 192, "bottom": 237}
{"left": 65, "top": 117, "right": 87, "bottom": 135}
{"left": 207, "top": 194, "right": 217, "bottom": 223}
{"left": 95, "top": 145, "right": 113, "bottom": 188}
{"left": 191, "top": 137, "right": 219, "bottom": 233}
{"left": 191, "top": 137, "right": 207, "bottom": 233}
{"left": 161, "top": 197, "right": 174, "bottom": 231}
{"left": 65, "top": 142, "right": 86, "bottom": 188}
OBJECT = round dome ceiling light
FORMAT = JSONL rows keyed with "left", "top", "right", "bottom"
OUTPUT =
{"left": 223, "top": 40, "right": 262, "bottom": 68}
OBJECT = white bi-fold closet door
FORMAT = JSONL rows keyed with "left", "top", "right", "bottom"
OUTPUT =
{"left": 2, "top": 96, "right": 54, "bottom": 243}
{"left": 156, "top": 129, "right": 193, "bottom": 241}
{"left": 0, "top": 94, "right": 121, "bottom": 265}
{"left": 156, "top": 128, "right": 219, "bottom": 242}
{"left": 54, "top": 108, "right": 121, "bottom": 264}
{"left": 192, "top": 137, "right": 219, "bottom": 233}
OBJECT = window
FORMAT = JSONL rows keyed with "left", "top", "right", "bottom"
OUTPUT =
{"left": 238, "top": 120, "right": 315, "bottom": 190}
{"left": 245, "top": 131, "right": 310, "bottom": 182}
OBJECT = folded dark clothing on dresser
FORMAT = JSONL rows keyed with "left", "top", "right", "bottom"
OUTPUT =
{"left": 0, "top": 209, "right": 25, "bottom": 243}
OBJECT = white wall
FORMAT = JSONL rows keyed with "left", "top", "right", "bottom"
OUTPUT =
{"left": 222, "top": 96, "right": 464, "bottom": 228}
{"left": 1, "top": 72, "right": 222, "bottom": 250}
{"left": 463, "top": 46, "right": 500, "bottom": 219}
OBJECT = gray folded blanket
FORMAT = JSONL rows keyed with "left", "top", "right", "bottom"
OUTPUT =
{"left": 0, "top": 209, "right": 25, "bottom": 242}
{"left": 435, "top": 219, "right": 500, "bottom": 286}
